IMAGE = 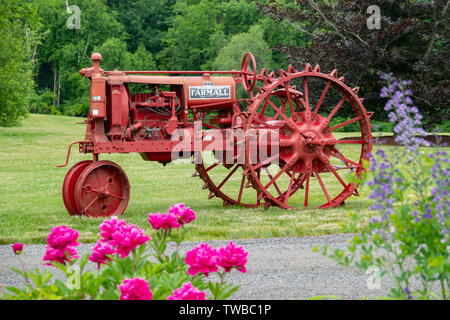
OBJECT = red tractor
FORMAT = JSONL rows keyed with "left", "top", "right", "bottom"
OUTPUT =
{"left": 59, "top": 52, "right": 372, "bottom": 217}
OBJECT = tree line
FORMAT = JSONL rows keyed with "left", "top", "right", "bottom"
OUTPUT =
{"left": 1, "top": 0, "right": 448, "bottom": 130}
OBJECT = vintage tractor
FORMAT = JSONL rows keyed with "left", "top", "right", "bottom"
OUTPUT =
{"left": 59, "top": 52, "right": 372, "bottom": 217}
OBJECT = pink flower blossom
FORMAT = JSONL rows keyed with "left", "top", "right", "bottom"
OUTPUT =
{"left": 167, "top": 282, "right": 206, "bottom": 300}
{"left": 12, "top": 243, "right": 23, "bottom": 255}
{"left": 168, "top": 203, "right": 196, "bottom": 225}
{"left": 46, "top": 225, "right": 80, "bottom": 249}
{"left": 148, "top": 212, "right": 181, "bottom": 231}
{"left": 99, "top": 217, "right": 126, "bottom": 243}
{"left": 185, "top": 243, "right": 220, "bottom": 277}
{"left": 118, "top": 277, "right": 153, "bottom": 300}
{"left": 89, "top": 240, "right": 116, "bottom": 268}
{"left": 110, "top": 223, "right": 150, "bottom": 258}
{"left": 43, "top": 246, "right": 79, "bottom": 266}
{"left": 218, "top": 241, "right": 248, "bottom": 273}
{"left": 43, "top": 226, "right": 80, "bottom": 265}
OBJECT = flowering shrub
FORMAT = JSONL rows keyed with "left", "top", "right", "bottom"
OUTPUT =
{"left": 1, "top": 203, "right": 247, "bottom": 300}
{"left": 316, "top": 73, "right": 449, "bottom": 299}
{"left": 167, "top": 281, "right": 206, "bottom": 300}
{"left": 118, "top": 277, "right": 153, "bottom": 300}
{"left": 43, "top": 226, "right": 80, "bottom": 265}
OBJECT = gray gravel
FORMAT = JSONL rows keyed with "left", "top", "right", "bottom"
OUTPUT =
{"left": 0, "top": 234, "right": 393, "bottom": 300}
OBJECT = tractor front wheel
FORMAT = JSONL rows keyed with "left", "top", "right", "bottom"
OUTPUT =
{"left": 74, "top": 160, "right": 130, "bottom": 217}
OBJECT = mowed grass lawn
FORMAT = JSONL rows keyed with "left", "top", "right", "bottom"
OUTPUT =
{"left": 0, "top": 113, "right": 418, "bottom": 244}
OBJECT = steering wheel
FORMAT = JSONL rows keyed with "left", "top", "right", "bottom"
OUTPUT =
{"left": 241, "top": 53, "right": 257, "bottom": 92}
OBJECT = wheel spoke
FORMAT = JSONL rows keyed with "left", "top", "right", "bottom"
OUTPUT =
{"left": 253, "top": 115, "right": 280, "bottom": 129}
{"left": 315, "top": 171, "right": 331, "bottom": 203}
{"left": 83, "top": 196, "right": 99, "bottom": 213}
{"left": 304, "top": 174, "right": 310, "bottom": 207}
{"left": 272, "top": 100, "right": 287, "bottom": 121}
{"left": 327, "top": 164, "right": 348, "bottom": 188}
{"left": 283, "top": 82, "right": 296, "bottom": 114}
{"left": 332, "top": 165, "right": 358, "bottom": 170}
{"left": 304, "top": 77, "right": 309, "bottom": 109}
{"left": 327, "top": 95, "right": 348, "bottom": 121}
{"left": 205, "top": 161, "right": 220, "bottom": 172}
{"left": 217, "top": 164, "right": 240, "bottom": 190}
{"left": 251, "top": 154, "right": 279, "bottom": 171}
{"left": 264, "top": 167, "right": 283, "bottom": 196}
{"left": 335, "top": 139, "right": 365, "bottom": 144}
{"left": 331, "top": 148, "right": 361, "bottom": 168}
{"left": 260, "top": 100, "right": 269, "bottom": 115}
{"left": 244, "top": 56, "right": 250, "bottom": 70}
{"left": 329, "top": 114, "right": 364, "bottom": 131}
{"left": 283, "top": 171, "right": 296, "bottom": 206}
{"left": 107, "top": 192, "right": 125, "bottom": 200}
{"left": 237, "top": 173, "right": 246, "bottom": 204}
{"left": 256, "top": 170, "right": 261, "bottom": 205}
{"left": 264, "top": 161, "right": 293, "bottom": 191}
{"left": 266, "top": 98, "right": 293, "bottom": 125}
{"left": 315, "top": 80, "right": 331, "bottom": 114}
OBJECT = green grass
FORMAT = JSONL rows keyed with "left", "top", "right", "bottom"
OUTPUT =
{"left": 0, "top": 114, "right": 406, "bottom": 244}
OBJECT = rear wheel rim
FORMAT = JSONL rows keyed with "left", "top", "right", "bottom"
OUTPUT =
{"left": 62, "top": 160, "right": 92, "bottom": 216}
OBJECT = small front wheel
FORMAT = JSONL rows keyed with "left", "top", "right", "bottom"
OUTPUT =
{"left": 74, "top": 161, "right": 130, "bottom": 217}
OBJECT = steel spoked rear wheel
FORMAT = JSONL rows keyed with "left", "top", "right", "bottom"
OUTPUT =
{"left": 244, "top": 65, "right": 372, "bottom": 209}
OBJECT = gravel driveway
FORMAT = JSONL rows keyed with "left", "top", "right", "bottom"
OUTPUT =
{"left": 0, "top": 234, "right": 392, "bottom": 300}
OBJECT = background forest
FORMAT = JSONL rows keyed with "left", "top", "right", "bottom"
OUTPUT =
{"left": 0, "top": 0, "right": 448, "bottom": 130}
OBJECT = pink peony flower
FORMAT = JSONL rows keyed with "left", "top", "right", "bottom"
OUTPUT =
{"left": 43, "top": 246, "right": 79, "bottom": 265}
{"left": 46, "top": 225, "right": 80, "bottom": 249}
{"left": 148, "top": 212, "right": 181, "bottom": 231}
{"left": 218, "top": 241, "right": 248, "bottom": 273}
{"left": 12, "top": 243, "right": 23, "bottom": 255}
{"left": 185, "top": 243, "right": 220, "bottom": 277}
{"left": 89, "top": 239, "right": 116, "bottom": 268}
{"left": 43, "top": 226, "right": 80, "bottom": 265}
{"left": 99, "top": 217, "right": 126, "bottom": 243}
{"left": 110, "top": 223, "right": 150, "bottom": 258}
{"left": 168, "top": 203, "right": 196, "bottom": 225}
{"left": 167, "top": 282, "right": 206, "bottom": 300}
{"left": 118, "top": 277, "right": 152, "bottom": 300}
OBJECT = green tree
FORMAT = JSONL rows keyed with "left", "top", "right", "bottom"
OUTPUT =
{"left": 106, "top": 0, "right": 176, "bottom": 54}
{"left": 34, "top": 0, "right": 124, "bottom": 113}
{"left": 161, "top": 0, "right": 222, "bottom": 70}
{"left": 258, "top": 0, "right": 450, "bottom": 128}
{"left": 161, "top": 0, "right": 264, "bottom": 71}
{"left": 212, "top": 25, "right": 274, "bottom": 72}
{"left": 95, "top": 38, "right": 131, "bottom": 70}
{"left": 128, "top": 44, "right": 158, "bottom": 70}
{"left": 0, "top": 0, "right": 42, "bottom": 126}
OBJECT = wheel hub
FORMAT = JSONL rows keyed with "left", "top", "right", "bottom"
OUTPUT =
{"left": 280, "top": 111, "right": 336, "bottom": 173}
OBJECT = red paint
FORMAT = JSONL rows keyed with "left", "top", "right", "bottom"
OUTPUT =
{"left": 60, "top": 53, "right": 373, "bottom": 217}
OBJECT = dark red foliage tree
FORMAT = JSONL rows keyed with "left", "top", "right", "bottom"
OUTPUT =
{"left": 257, "top": 0, "right": 449, "bottom": 129}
